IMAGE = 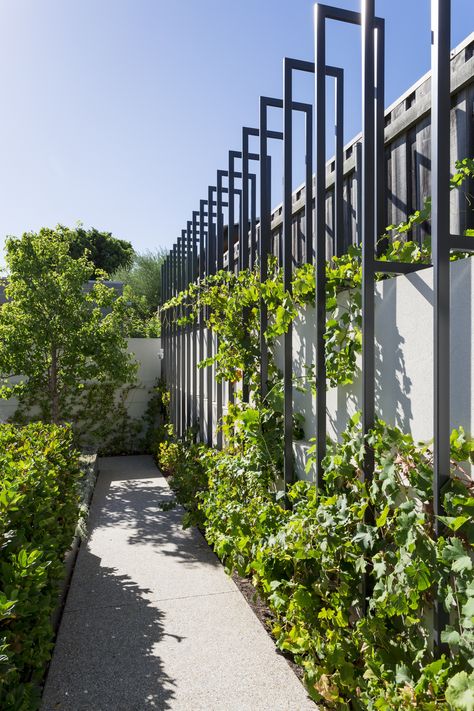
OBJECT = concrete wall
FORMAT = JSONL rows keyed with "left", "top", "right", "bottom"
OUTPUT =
{"left": 272, "top": 258, "right": 474, "bottom": 481}
{"left": 0, "top": 337, "right": 161, "bottom": 424}
{"left": 125, "top": 337, "right": 162, "bottom": 419}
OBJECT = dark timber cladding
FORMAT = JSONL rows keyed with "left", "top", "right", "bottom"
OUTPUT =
{"left": 160, "top": 0, "right": 473, "bottom": 649}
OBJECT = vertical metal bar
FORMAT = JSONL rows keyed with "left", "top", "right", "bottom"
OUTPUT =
{"left": 217, "top": 171, "right": 226, "bottom": 271}
{"left": 431, "top": 0, "right": 451, "bottom": 651}
{"left": 169, "top": 251, "right": 173, "bottom": 428}
{"left": 216, "top": 172, "right": 226, "bottom": 449}
{"left": 241, "top": 130, "right": 250, "bottom": 272}
{"left": 361, "top": 0, "right": 376, "bottom": 477}
{"left": 250, "top": 173, "right": 257, "bottom": 269}
{"left": 186, "top": 220, "right": 192, "bottom": 432}
{"left": 241, "top": 131, "right": 250, "bottom": 403}
{"left": 206, "top": 186, "right": 216, "bottom": 447}
{"left": 305, "top": 105, "right": 314, "bottom": 265}
{"left": 228, "top": 152, "right": 236, "bottom": 274}
{"left": 160, "top": 260, "right": 165, "bottom": 382}
{"left": 176, "top": 236, "right": 182, "bottom": 437}
{"left": 180, "top": 228, "right": 187, "bottom": 437}
{"left": 334, "top": 70, "right": 344, "bottom": 257}
{"left": 375, "top": 20, "right": 386, "bottom": 254}
{"left": 192, "top": 212, "right": 198, "bottom": 427}
{"left": 314, "top": 5, "right": 327, "bottom": 489}
{"left": 171, "top": 247, "right": 176, "bottom": 432}
{"left": 356, "top": 141, "right": 363, "bottom": 246}
{"left": 164, "top": 258, "right": 169, "bottom": 382}
{"left": 283, "top": 58, "right": 294, "bottom": 493}
{"left": 361, "top": 0, "right": 377, "bottom": 618}
{"left": 259, "top": 97, "right": 270, "bottom": 401}
{"left": 199, "top": 199, "right": 206, "bottom": 442}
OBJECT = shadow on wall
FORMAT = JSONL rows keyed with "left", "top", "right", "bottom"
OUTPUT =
{"left": 41, "top": 553, "right": 178, "bottom": 711}
{"left": 375, "top": 277, "right": 413, "bottom": 433}
{"left": 290, "top": 258, "right": 473, "bottom": 457}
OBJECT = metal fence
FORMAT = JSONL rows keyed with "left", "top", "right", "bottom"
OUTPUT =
{"left": 160, "top": 0, "right": 474, "bottom": 650}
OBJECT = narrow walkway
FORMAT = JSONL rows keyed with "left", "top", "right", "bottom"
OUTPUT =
{"left": 42, "top": 456, "right": 315, "bottom": 711}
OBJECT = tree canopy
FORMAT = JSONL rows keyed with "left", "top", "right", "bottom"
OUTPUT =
{"left": 0, "top": 225, "right": 140, "bottom": 443}
{"left": 68, "top": 225, "right": 134, "bottom": 277}
{"left": 113, "top": 249, "right": 166, "bottom": 313}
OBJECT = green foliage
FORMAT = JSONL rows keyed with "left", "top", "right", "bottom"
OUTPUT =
{"left": 68, "top": 225, "right": 134, "bottom": 278}
{"left": 113, "top": 249, "right": 166, "bottom": 316}
{"left": 142, "top": 379, "right": 171, "bottom": 453}
{"left": 160, "top": 157, "right": 474, "bottom": 708}
{"left": 164, "top": 416, "right": 474, "bottom": 709}
{"left": 163, "top": 158, "right": 474, "bottom": 397}
{"left": 156, "top": 426, "right": 209, "bottom": 528}
{"left": 0, "top": 423, "right": 80, "bottom": 710}
{"left": 0, "top": 226, "right": 140, "bottom": 447}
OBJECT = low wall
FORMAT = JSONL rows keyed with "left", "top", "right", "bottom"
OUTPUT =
{"left": 274, "top": 258, "right": 474, "bottom": 480}
{"left": 0, "top": 337, "right": 162, "bottom": 425}
{"left": 169, "top": 259, "right": 474, "bottom": 480}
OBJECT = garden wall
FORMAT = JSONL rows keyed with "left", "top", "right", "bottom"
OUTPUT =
{"left": 193, "top": 259, "right": 474, "bottom": 480}
{"left": 278, "top": 258, "right": 474, "bottom": 480}
{"left": 0, "top": 337, "right": 162, "bottom": 425}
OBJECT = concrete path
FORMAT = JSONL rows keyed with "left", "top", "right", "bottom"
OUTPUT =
{"left": 42, "top": 455, "right": 315, "bottom": 711}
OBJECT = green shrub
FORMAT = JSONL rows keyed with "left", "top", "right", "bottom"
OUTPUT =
{"left": 0, "top": 423, "right": 80, "bottom": 710}
{"left": 165, "top": 417, "right": 474, "bottom": 709}
{"left": 156, "top": 428, "right": 209, "bottom": 528}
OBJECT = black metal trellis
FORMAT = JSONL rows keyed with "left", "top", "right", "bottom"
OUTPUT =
{"left": 160, "top": 0, "right": 473, "bottom": 646}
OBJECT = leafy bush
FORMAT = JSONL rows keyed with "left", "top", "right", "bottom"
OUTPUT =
{"left": 0, "top": 423, "right": 80, "bottom": 710}
{"left": 163, "top": 416, "right": 474, "bottom": 709}
{"left": 157, "top": 427, "right": 209, "bottom": 528}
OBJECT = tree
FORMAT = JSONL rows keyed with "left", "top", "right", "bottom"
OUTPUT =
{"left": 113, "top": 249, "right": 166, "bottom": 314}
{"left": 0, "top": 225, "right": 140, "bottom": 444}
{"left": 68, "top": 225, "right": 134, "bottom": 277}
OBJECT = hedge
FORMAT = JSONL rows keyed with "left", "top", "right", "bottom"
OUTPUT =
{"left": 0, "top": 423, "right": 80, "bottom": 710}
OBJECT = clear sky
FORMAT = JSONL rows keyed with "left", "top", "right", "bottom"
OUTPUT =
{"left": 0, "top": 0, "right": 472, "bottom": 259}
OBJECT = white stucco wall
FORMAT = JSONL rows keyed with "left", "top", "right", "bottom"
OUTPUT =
{"left": 273, "top": 258, "right": 474, "bottom": 480}
{"left": 170, "top": 258, "right": 473, "bottom": 480}
{"left": 0, "top": 337, "right": 162, "bottom": 425}
{"left": 125, "top": 337, "right": 162, "bottom": 420}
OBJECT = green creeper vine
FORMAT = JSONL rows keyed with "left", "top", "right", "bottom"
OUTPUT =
{"left": 158, "top": 157, "right": 474, "bottom": 709}
{"left": 162, "top": 157, "right": 474, "bottom": 395}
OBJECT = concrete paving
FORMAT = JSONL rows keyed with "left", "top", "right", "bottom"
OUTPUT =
{"left": 41, "top": 455, "right": 316, "bottom": 711}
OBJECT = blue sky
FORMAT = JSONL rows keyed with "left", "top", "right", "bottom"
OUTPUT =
{"left": 0, "top": 0, "right": 472, "bottom": 259}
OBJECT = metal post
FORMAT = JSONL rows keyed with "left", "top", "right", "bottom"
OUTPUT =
{"left": 250, "top": 173, "right": 257, "bottom": 269}
{"left": 191, "top": 211, "right": 199, "bottom": 428}
{"left": 216, "top": 171, "right": 227, "bottom": 448}
{"left": 180, "top": 228, "right": 187, "bottom": 437}
{"left": 199, "top": 199, "right": 206, "bottom": 442}
{"left": 176, "top": 236, "right": 182, "bottom": 437}
{"left": 241, "top": 129, "right": 250, "bottom": 273}
{"left": 283, "top": 58, "right": 294, "bottom": 494}
{"left": 327, "top": 66, "right": 344, "bottom": 258}
{"left": 259, "top": 98, "right": 271, "bottom": 402}
{"left": 361, "top": 0, "right": 376, "bottom": 482}
{"left": 186, "top": 220, "right": 192, "bottom": 431}
{"left": 431, "top": 0, "right": 451, "bottom": 651}
{"left": 206, "top": 186, "right": 216, "bottom": 446}
{"left": 315, "top": 7, "right": 327, "bottom": 488}
{"left": 241, "top": 129, "right": 260, "bottom": 402}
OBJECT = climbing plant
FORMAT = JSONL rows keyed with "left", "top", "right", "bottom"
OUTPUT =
{"left": 159, "top": 157, "right": 474, "bottom": 709}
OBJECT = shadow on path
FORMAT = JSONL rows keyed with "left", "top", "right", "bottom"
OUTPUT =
{"left": 42, "top": 551, "right": 178, "bottom": 711}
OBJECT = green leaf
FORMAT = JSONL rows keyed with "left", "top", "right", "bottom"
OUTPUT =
{"left": 446, "top": 671, "right": 474, "bottom": 711}
{"left": 375, "top": 504, "right": 390, "bottom": 528}
{"left": 452, "top": 556, "right": 473, "bottom": 573}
